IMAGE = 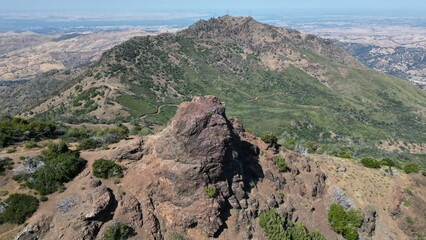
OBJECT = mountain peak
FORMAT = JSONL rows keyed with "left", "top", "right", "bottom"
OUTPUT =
{"left": 185, "top": 15, "right": 267, "bottom": 37}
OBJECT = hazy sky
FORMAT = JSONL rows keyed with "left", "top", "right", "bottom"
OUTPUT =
{"left": 1, "top": 0, "right": 425, "bottom": 14}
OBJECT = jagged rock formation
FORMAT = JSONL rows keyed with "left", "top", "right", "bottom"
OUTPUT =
{"left": 11, "top": 95, "right": 426, "bottom": 240}
{"left": 123, "top": 96, "right": 264, "bottom": 238}
{"left": 16, "top": 96, "right": 337, "bottom": 240}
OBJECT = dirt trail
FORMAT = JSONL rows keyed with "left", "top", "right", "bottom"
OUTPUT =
{"left": 140, "top": 104, "right": 177, "bottom": 120}
{"left": 248, "top": 92, "right": 284, "bottom": 102}
{"left": 0, "top": 224, "right": 23, "bottom": 240}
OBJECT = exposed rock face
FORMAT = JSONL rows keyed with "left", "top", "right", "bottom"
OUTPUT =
{"left": 106, "top": 137, "right": 144, "bottom": 161}
{"left": 132, "top": 96, "right": 263, "bottom": 237}
{"left": 15, "top": 215, "right": 52, "bottom": 240}
{"left": 359, "top": 206, "right": 377, "bottom": 239}
{"left": 16, "top": 96, "right": 334, "bottom": 240}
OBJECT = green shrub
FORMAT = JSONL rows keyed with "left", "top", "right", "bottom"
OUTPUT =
{"left": 259, "top": 209, "right": 289, "bottom": 240}
{"left": 104, "top": 222, "right": 131, "bottom": 240}
{"left": 259, "top": 209, "right": 325, "bottom": 240}
{"left": 24, "top": 140, "right": 38, "bottom": 149}
{"left": 92, "top": 159, "right": 123, "bottom": 179}
{"left": 261, "top": 132, "right": 278, "bottom": 145}
{"left": 6, "top": 146, "right": 16, "bottom": 153}
{"left": 288, "top": 222, "right": 310, "bottom": 239}
{"left": 0, "top": 194, "right": 39, "bottom": 224}
{"left": 26, "top": 141, "right": 86, "bottom": 195}
{"left": 62, "top": 127, "right": 89, "bottom": 141}
{"left": 94, "top": 125, "right": 129, "bottom": 139}
{"left": 310, "top": 230, "right": 327, "bottom": 240}
{"left": 330, "top": 147, "right": 352, "bottom": 159}
{"left": 272, "top": 156, "right": 287, "bottom": 172}
{"left": 40, "top": 196, "right": 48, "bottom": 202}
{"left": 328, "top": 203, "right": 363, "bottom": 240}
{"left": 380, "top": 158, "right": 396, "bottom": 167}
{"left": 0, "top": 157, "right": 12, "bottom": 174}
{"left": 406, "top": 216, "right": 414, "bottom": 224}
{"left": 77, "top": 138, "right": 98, "bottom": 150}
{"left": 404, "top": 163, "right": 420, "bottom": 174}
{"left": 360, "top": 157, "right": 381, "bottom": 169}
{"left": 304, "top": 141, "right": 321, "bottom": 153}
{"left": 283, "top": 139, "right": 297, "bottom": 150}
{"left": 204, "top": 185, "right": 216, "bottom": 199}
{"left": 0, "top": 116, "right": 57, "bottom": 148}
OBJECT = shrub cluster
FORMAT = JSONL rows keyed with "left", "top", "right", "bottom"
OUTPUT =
{"left": 15, "top": 141, "right": 87, "bottom": 195}
{"left": 328, "top": 203, "right": 363, "bottom": 240}
{"left": 64, "top": 125, "right": 129, "bottom": 149}
{"left": 77, "top": 138, "right": 98, "bottom": 150}
{"left": 259, "top": 209, "right": 326, "bottom": 240}
{"left": 330, "top": 147, "right": 352, "bottom": 159}
{"left": 359, "top": 157, "right": 423, "bottom": 175}
{"left": 0, "top": 194, "right": 39, "bottom": 224}
{"left": 360, "top": 157, "right": 381, "bottom": 169}
{"left": 272, "top": 156, "right": 287, "bottom": 172}
{"left": 403, "top": 163, "right": 420, "bottom": 174}
{"left": 92, "top": 159, "right": 123, "bottom": 179}
{"left": 0, "top": 116, "right": 57, "bottom": 148}
{"left": 261, "top": 132, "right": 278, "bottom": 145}
{"left": 104, "top": 222, "right": 131, "bottom": 240}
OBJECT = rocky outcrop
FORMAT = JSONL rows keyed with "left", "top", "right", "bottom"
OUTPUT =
{"left": 15, "top": 215, "right": 52, "bottom": 240}
{"left": 16, "top": 96, "right": 333, "bottom": 240}
{"left": 106, "top": 137, "right": 144, "bottom": 161}
{"left": 359, "top": 206, "right": 377, "bottom": 239}
{"left": 129, "top": 96, "right": 263, "bottom": 237}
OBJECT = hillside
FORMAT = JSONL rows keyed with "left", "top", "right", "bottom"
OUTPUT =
{"left": 1, "top": 96, "right": 425, "bottom": 240}
{"left": 15, "top": 16, "right": 426, "bottom": 163}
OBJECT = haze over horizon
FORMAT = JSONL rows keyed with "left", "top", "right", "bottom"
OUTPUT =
{"left": 1, "top": 0, "right": 425, "bottom": 17}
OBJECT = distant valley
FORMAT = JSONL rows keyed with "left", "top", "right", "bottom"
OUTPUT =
{"left": 0, "top": 29, "right": 174, "bottom": 80}
{"left": 287, "top": 20, "right": 426, "bottom": 89}
{"left": 338, "top": 42, "right": 426, "bottom": 90}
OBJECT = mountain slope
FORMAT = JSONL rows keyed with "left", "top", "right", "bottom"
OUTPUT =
{"left": 22, "top": 16, "right": 426, "bottom": 161}
{"left": 8, "top": 96, "right": 426, "bottom": 240}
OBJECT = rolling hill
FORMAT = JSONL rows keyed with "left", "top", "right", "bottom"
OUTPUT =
{"left": 13, "top": 16, "right": 426, "bottom": 163}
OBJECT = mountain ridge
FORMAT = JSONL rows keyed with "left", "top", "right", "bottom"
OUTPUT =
{"left": 9, "top": 15, "right": 426, "bottom": 163}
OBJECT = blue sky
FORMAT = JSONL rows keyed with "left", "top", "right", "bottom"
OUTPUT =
{"left": 1, "top": 0, "right": 425, "bottom": 13}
